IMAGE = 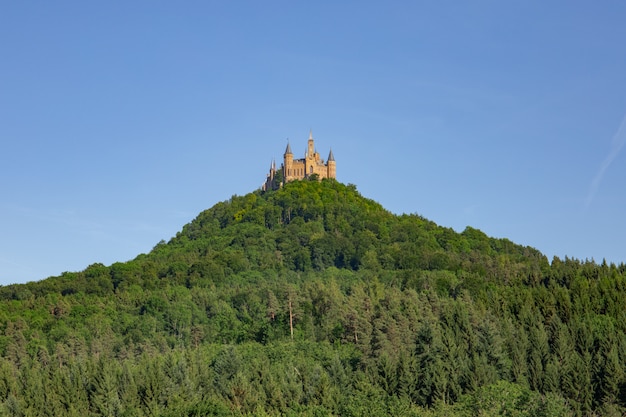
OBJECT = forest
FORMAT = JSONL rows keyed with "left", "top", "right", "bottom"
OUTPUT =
{"left": 0, "top": 179, "right": 625, "bottom": 416}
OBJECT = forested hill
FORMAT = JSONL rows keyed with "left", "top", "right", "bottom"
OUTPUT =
{"left": 151, "top": 178, "right": 548, "bottom": 285}
{"left": 1, "top": 179, "right": 625, "bottom": 416}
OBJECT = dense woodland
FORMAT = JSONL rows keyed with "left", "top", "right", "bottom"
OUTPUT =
{"left": 1, "top": 179, "right": 625, "bottom": 416}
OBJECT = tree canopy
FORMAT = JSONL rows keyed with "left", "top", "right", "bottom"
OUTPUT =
{"left": 0, "top": 179, "right": 624, "bottom": 416}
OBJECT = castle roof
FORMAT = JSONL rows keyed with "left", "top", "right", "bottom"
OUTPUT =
{"left": 284, "top": 142, "right": 292, "bottom": 155}
{"left": 328, "top": 148, "right": 335, "bottom": 162}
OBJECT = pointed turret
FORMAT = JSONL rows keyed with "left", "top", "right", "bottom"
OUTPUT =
{"left": 327, "top": 147, "right": 336, "bottom": 179}
{"left": 263, "top": 159, "right": 277, "bottom": 191}
{"left": 284, "top": 140, "right": 293, "bottom": 183}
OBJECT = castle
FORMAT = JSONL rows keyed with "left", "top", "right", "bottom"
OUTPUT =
{"left": 263, "top": 131, "right": 336, "bottom": 191}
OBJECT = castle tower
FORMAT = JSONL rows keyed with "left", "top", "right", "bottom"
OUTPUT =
{"left": 283, "top": 141, "right": 293, "bottom": 183}
{"left": 307, "top": 130, "right": 315, "bottom": 158}
{"left": 305, "top": 130, "right": 315, "bottom": 176}
{"left": 262, "top": 159, "right": 276, "bottom": 191}
{"left": 327, "top": 148, "right": 336, "bottom": 179}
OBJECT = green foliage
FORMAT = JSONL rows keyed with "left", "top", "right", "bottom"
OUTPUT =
{"left": 0, "top": 179, "right": 624, "bottom": 415}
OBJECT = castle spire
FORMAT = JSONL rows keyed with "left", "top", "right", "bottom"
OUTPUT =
{"left": 328, "top": 148, "right": 335, "bottom": 162}
{"left": 284, "top": 141, "right": 292, "bottom": 155}
{"left": 309, "top": 129, "right": 313, "bottom": 140}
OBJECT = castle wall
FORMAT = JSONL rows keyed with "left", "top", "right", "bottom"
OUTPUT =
{"left": 284, "top": 155, "right": 332, "bottom": 181}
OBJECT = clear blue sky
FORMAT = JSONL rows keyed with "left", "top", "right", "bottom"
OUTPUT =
{"left": 2, "top": 2, "right": 626, "bottom": 285}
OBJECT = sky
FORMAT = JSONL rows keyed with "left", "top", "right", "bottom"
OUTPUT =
{"left": 1, "top": 2, "right": 626, "bottom": 285}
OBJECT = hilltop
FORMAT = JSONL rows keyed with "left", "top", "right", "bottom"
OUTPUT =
{"left": 2, "top": 179, "right": 547, "bottom": 298}
{"left": 0, "top": 179, "right": 625, "bottom": 416}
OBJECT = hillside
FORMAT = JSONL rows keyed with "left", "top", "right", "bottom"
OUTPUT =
{"left": 0, "top": 179, "right": 625, "bottom": 416}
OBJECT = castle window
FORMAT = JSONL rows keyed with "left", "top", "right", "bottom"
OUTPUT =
{"left": 309, "top": 166, "right": 313, "bottom": 174}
